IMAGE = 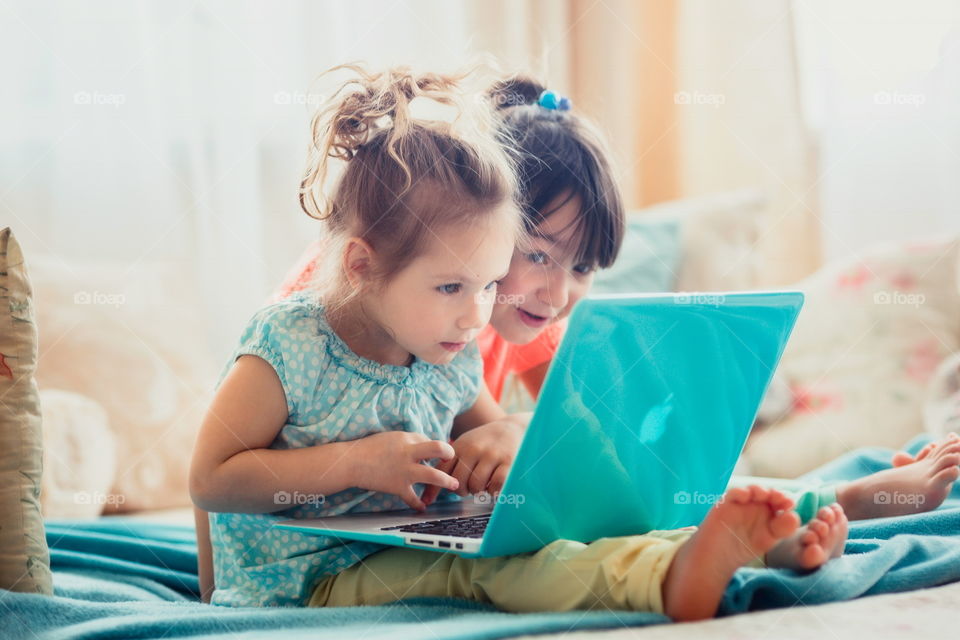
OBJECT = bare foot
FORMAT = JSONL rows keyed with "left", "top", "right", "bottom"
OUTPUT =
{"left": 765, "top": 504, "right": 848, "bottom": 571}
{"left": 837, "top": 434, "right": 960, "bottom": 520}
{"left": 662, "top": 485, "right": 800, "bottom": 622}
{"left": 891, "top": 433, "right": 957, "bottom": 467}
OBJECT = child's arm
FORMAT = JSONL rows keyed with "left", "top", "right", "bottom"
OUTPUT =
{"left": 190, "top": 355, "right": 460, "bottom": 514}
{"left": 450, "top": 385, "right": 509, "bottom": 439}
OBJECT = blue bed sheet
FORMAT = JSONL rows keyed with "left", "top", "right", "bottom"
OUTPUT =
{"left": 2, "top": 436, "right": 959, "bottom": 639}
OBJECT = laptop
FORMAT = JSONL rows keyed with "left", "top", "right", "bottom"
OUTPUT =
{"left": 278, "top": 291, "right": 804, "bottom": 558}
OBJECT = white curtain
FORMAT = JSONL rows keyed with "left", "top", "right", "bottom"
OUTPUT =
{"left": 793, "top": 0, "right": 960, "bottom": 260}
{"left": 676, "top": 0, "right": 820, "bottom": 284}
{"left": 0, "top": 0, "right": 571, "bottom": 360}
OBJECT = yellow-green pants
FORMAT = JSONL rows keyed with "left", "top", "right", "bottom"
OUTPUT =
{"left": 310, "top": 529, "right": 692, "bottom": 613}
{"left": 309, "top": 478, "right": 836, "bottom": 613}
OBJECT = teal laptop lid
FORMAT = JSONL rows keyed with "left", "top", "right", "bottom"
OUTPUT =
{"left": 476, "top": 291, "right": 803, "bottom": 558}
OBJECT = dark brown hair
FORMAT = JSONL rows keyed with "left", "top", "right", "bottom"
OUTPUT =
{"left": 300, "top": 65, "right": 522, "bottom": 286}
{"left": 487, "top": 76, "right": 624, "bottom": 269}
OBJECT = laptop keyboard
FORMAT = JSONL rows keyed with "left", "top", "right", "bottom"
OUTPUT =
{"left": 381, "top": 514, "right": 491, "bottom": 538}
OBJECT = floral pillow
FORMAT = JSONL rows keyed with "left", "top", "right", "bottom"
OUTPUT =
{"left": 745, "top": 238, "right": 960, "bottom": 478}
{"left": 0, "top": 227, "right": 52, "bottom": 594}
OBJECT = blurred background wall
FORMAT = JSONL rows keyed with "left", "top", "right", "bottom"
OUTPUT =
{"left": 3, "top": 0, "right": 959, "bottom": 359}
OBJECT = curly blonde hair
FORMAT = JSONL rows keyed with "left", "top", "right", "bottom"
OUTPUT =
{"left": 299, "top": 64, "right": 523, "bottom": 289}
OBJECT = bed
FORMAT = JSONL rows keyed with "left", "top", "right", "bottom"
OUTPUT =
{"left": 4, "top": 439, "right": 960, "bottom": 640}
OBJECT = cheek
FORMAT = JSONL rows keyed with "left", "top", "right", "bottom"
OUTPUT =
{"left": 560, "top": 276, "right": 594, "bottom": 317}
{"left": 498, "top": 261, "right": 543, "bottom": 298}
{"left": 382, "top": 285, "right": 428, "bottom": 325}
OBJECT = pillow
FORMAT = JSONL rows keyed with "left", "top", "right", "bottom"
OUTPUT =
{"left": 29, "top": 256, "right": 217, "bottom": 512}
{"left": 924, "top": 351, "right": 960, "bottom": 438}
{"left": 0, "top": 227, "right": 52, "bottom": 595}
{"left": 40, "top": 389, "right": 117, "bottom": 518}
{"left": 745, "top": 238, "right": 960, "bottom": 478}
{"left": 591, "top": 218, "right": 680, "bottom": 294}
{"left": 638, "top": 188, "right": 767, "bottom": 292}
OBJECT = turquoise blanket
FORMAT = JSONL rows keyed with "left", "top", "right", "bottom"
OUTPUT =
{"left": 2, "top": 436, "right": 959, "bottom": 639}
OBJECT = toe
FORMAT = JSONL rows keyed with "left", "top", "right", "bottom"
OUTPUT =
{"left": 748, "top": 485, "right": 770, "bottom": 503}
{"left": 808, "top": 519, "right": 829, "bottom": 538}
{"left": 936, "top": 444, "right": 960, "bottom": 461}
{"left": 936, "top": 453, "right": 960, "bottom": 471}
{"left": 933, "top": 465, "right": 960, "bottom": 486}
{"left": 817, "top": 506, "right": 836, "bottom": 525}
{"left": 800, "top": 543, "right": 827, "bottom": 570}
{"left": 724, "top": 487, "right": 751, "bottom": 505}
{"left": 770, "top": 510, "right": 800, "bottom": 538}
{"left": 917, "top": 443, "right": 937, "bottom": 461}
{"left": 830, "top": 504, "right": 847, "bottom": 524}
{"left": 768, "top": 489, "right": 795, "bottom": 512}
{"left": 891, "top": 452, "right": 916, "bottom": 467}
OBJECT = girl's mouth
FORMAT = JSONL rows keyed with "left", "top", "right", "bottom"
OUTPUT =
{"left": 440, "top": 341, "right": 467, "bottom": 352}
{"left": 518, "top": 308, "right": 550, "bottom": 328}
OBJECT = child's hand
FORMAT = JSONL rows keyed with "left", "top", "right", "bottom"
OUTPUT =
{"left": 421, "top": 420, "right": 524, "bottom": 507}
{"left": 354, "top": 431, "right": 460, "bottom": 511}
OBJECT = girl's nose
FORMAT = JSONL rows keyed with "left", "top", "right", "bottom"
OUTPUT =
{"left": 458, "top": 298, "right": 488, "bottom": 331}
{"left": 537, "top": 269, "right": 570, "bottom": 311}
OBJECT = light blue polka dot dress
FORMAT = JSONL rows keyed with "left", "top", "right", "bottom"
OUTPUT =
{"left": 208, "top": 295, "right": 482, "bottom": 607}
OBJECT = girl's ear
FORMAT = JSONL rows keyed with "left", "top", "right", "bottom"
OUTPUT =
{"left": 342, "top": 237, "right": 376, "bottom": 291}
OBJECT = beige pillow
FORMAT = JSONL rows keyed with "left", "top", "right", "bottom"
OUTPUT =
{"left": 638, "top": 188, "right": 766, "bottom": 292}
{"left": 40, "top": 389, "right": 117, "bottom": 518}
{"left": 29, "top": 256, "right": 216, "bottom": 512}
{"left": 0, "top": 227, "right": 52, "bottom": 595}
{"left": 924, "top": 351, "right": 960, "bottom": 438}
{"left": 746, "top": 237, "right": 960, "bottom": 478}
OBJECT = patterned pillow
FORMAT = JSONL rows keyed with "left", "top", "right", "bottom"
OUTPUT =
{"left": 0, "top": 227, "right": 52, "bottom": 594}
{"left": 745, "top": 238, "right": 960, "bottom": 478}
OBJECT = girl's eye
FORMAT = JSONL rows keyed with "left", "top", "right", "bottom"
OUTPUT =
{"left": 573, "top": 263, "right": 595, "bottom": 275}
{"left": 437, "top": 283, "right": 461, "bottom": 295}
{"left": 483, "top": 280, "right": 499, "bottom": 291}
{"left": 526, "top": 252, "right": 548, "bottom": 265}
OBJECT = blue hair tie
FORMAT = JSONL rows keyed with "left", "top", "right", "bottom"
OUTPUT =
{"left": 538, "top": 90, "right": 572, "bottom": 111}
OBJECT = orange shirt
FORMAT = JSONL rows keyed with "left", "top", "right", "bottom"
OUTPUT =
{"left": 477, "top": 320, "right": 566, "bottom": 402}
{"left": 271, "top": 240, "right": 323, "bottom": 303}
